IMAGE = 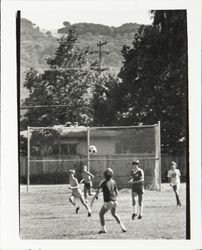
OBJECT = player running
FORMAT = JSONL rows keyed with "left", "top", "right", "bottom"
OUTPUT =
{"left": 128, "top": 160, "right": 144, "bottom": 220}
{"left": 167, "top": 161, "right": 182, "bottom": 207}
{"left": 68, "top": 169, "right": 91, "bottom": 217}
{"left": 80, "top": 165, "right": 94, "bottom": 200}
{"left": 91, "top": 168, "right": 127, "bottom": 234}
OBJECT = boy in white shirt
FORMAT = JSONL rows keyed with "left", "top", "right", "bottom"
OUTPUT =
{"left": 167, "top": 161, "right": 182, "bottom": 207}
{"left": 68, "top": 169, "right": 91, "bottom": 216}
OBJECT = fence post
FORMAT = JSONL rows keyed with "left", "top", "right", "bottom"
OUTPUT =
{"left": 87, "top": 127, "right": 90, "bottom": 172}
{"left": 27, "top": 126, "right": 30, "bottom": 192}
{"left": 158, "top": 121, "right": 161, "bottom": 191}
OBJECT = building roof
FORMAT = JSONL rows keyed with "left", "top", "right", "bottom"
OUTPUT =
{"left": 20, "top": 126, "right": 117, "bottom": 139}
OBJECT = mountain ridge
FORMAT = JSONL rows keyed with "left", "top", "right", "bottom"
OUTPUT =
{"left": 21, "top": 18, "right": 142, "bottom": 99}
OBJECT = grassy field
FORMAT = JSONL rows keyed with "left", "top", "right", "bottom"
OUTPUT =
{"left": 20, "top": 183, "right": 186, "bottom": 239}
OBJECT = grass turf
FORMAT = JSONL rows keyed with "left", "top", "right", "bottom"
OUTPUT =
{"left": 20, "top": 183, "right": 186, "bottom": 239}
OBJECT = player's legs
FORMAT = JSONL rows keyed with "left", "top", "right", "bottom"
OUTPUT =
{"left": 69, "top": 195, "right": 80, "bottom": 213}
{"left": 111, "top": 205, "right": 126, "bottom": 232}
{"left": 69, "top": 195, "right": 75, "bottom": 206}
{"left": 99, "top": 205, "right": 109, "bottom": 233}
{"left": 83, "top": 185, "right": 88, "bottom": 199}
{"left": 88, "top": 187, "right": 91, "bottom": 196}
{"left": 137, "top": 194, "right": 143, "bottom": 219}
{"left": 88, "top": 185, "right": 92, "bottom": 196}
{"left": 79, "top": 195, "right": 91, "bottom": 216}
{"left": 131, "top": 191, "right": 138, "bottom": 219}
{"left": 173, "top": 184, "right": 181, "bottom": 206}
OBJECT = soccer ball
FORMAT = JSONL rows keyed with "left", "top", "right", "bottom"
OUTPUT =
{"left": 89, "top": 145, "right": 97, "bottom": 154}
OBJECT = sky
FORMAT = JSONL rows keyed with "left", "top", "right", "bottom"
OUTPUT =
{"left": 21, "top": 1, "right": 152, "bottom": 31}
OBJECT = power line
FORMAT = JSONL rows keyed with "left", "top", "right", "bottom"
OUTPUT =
{"left": 44, "top": 66, "right": 104, "bottom": 72}
{"left": 91, "top": 40, "right": 109, "bottom": 73}
{"left": 20, "top": 104, "right": 69, "bottom": 109}
{"left": 21, "top": 40, "right": 110, "bottom": 109}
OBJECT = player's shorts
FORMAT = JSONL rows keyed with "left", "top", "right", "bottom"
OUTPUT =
{"left": 103, "top": 201, "right": 118, "bottom": 210}
{"left": 84, "top": 182, "right": 92, "bottom": 189}
{"left": 71, "top": 189, "right": 83, "bottom": 199}
{"left": 173, "top": 183, "right": 180, "bottom": 193}
{"left": 132, "top": 185, "right": 144, "bottom": 195}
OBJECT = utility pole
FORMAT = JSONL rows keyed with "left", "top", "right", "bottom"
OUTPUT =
{"left": 90, "top": 40, "right": 109, "bottom": 74}
{"left": 97, "top": 40, "right": 107, "bottom": 73}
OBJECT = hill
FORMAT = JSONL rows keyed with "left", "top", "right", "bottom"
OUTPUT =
{"left": 21, "top": 18, "right": 141, "bottom": 99}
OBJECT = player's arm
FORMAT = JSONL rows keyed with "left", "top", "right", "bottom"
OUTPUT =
{"left": 128, "top": 172, "right": 134, "bottom": 183}
{"left": 79, "top": 179, "right": 84, "bottom": 184}
{"left": 91, "top": 187, "right": 101, "bottom": 207}
{"left": 86, "top": 171, "right": 94, "bottom": 179}
{"left": 167, "top": 177, "right": 173, "bottom": 187}
{"left": 69, "top": 179, "right": 79, "bottom": 189}
{"left": 114, "top": 182, "right": 118, "bottom": 196}
{"left": 167, "top": 171, "right": 173, "bottom": 186}
{"left": 69, "top": 184, "right": 79, "bottom": 189}
{"left": 91, "top": 181, "right": 103, "bottom": 207}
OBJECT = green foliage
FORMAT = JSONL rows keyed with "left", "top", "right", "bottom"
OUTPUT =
{"left": 21, "top": 28, "right": 98, "bottom": 129}
{"left": 92, "top": 72, "right": 122, "bottom": 126}
{"left": 20, "top": 135, "right": 27, "bottom": 156}
{"left": 116, "top": 10, "right": 188, "bottom": 154}
{"left": 21, "top": 19, "right": 140, "bottom": 100}
{"left": 21, "top": 11, "right": 188, "bottom": 155}
{"left": 58, "top": 22, "right": 140, "bottom": 37}
{"left": 21, "top": 18, "right": 58, "bottom": 99}
{"left": 30, "top": 129, "right": 61, "bottom": 156}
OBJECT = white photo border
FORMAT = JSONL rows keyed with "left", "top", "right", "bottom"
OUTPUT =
{"left": 1, "top": 0, "right": 201, "bottom": 249}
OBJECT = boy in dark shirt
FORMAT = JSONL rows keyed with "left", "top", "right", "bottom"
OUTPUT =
{"left": 128, "top": 160, "right": 144, "bottom": 220}
{"left": 91, "top": 168, "right": 126, "bottom": 233}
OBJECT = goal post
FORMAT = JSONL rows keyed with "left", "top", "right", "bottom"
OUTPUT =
{"left": 88, "top": 123, "right": 161, "bottom": 190}
{"left": 23, "top": 122, "right": 161, "bottom": 191}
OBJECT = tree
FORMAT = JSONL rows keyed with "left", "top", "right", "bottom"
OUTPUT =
{"left": 21, "top": 28, "right": 98, "bottom": 129}
{"left": 117, "top": 10, "right": 188, "bottom": 154}
{"left": 30, "top": 128, "right": 61, "bottom": 156}
{"left": 92, "top": 72, "right": 123, "bottom": 126}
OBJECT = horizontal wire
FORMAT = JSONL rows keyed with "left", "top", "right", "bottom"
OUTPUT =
{"left": 29, "top": 157, "right": 160, "bottom": 162}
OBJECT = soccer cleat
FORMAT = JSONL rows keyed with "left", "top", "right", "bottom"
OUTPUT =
{"left": 76, "top": 206, "right": 80, "bottom": 214}
{"left": 132, "top": 213, "right": 137, "bottom": 220}
{"left": 98, "top": 230, "right": 106, "bottom": 234}
{"left": 88, "top": 212, "right": 91, "bottom": 217}
{"left": 137, "top": 215, "right": 142, "bottom": 219}
{"left": 177, "top": 203, "right": 182, "bottom": 207}
{"left": 122, "top": 228, "right": 127, "bottom": 233}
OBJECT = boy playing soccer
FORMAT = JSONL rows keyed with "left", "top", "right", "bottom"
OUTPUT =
{"left": 128, "top": 160, "right": 144, "bottom": 220}
{"left": 68, "top": 169, "right": 91, "bottom": 217}
{"left": 167, "top": 161, "right": 182, "bottom": 207}
{"left": 80, "top": 165, "right": 94, "bottom": 199}
{"left": 91, "top": 168, "right": 126, "bottom": 234}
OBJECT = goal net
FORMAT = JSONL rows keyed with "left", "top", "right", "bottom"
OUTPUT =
{"left": 22, "top": 123, "right": 161, "bottom": 191}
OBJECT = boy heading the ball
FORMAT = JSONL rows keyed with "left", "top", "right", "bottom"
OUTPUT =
{"left": 128, "top": 160, "right": 144, "bottom": 220}
{"left": 68, "top": 169, "right": 91, "bottom": 217}
{"left": 91, "top": 168, "right": 126, "bottom": 234}
{"left": 167, "top": 161, "right": 182, "bottom": 207}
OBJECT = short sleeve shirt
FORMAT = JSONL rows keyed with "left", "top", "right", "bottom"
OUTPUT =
{"left": 99, "top": 179, "right": 117, "bottom": 202}
{"left": 131, "top": 168, "right": 144, "bottom": 189}
{"left": 69, "top": 177, "right": 80, "bottom": 195}
{"left": 82, "top": 171, "right": 92, "bottom": 183}
{"left": 167, "top": 169, "right": 181, "bottom": 185}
